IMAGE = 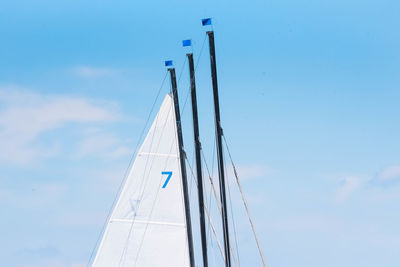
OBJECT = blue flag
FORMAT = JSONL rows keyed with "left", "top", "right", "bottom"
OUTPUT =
{"left": 202, "top": 18, "right": 212, "bottom": 26}
{"left": 164, "top": 60, "right": 173, "bottom": 67}
{"left": 182, "top": 39, "right": 192, "bottom": 47}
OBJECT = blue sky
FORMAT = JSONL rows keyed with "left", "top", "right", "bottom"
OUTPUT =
{"left": 1, "top": 0, "right": 400, "bottom": 266}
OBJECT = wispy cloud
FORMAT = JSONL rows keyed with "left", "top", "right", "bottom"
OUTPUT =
{"left": 72, "top": 65, "right": 115, "bottom": 78}
{"left": 76, "top": 129, "right": 132, "bottom": 159}
{"left": 375, "top": 165, "right": 400, "bottom": 184}
{"left": 334, "top": 175, "right": 362, "bottom": 202}
{"left": 332, "top": 166, "right": 400, "bottom": 202}
{"left": 0, "top": 87, "right": 122, "bottom": 164}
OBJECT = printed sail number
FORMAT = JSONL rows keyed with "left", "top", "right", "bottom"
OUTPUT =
{"left": 161, "top": 171, "right": 173, "bottom": 188}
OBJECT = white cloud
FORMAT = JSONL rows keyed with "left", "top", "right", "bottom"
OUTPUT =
{"left": 0, "top": 87, "right": 122, "bottom": 164}
{"left": 108, "top": 146, "right": 132, "bottom": 158}
{"left": 77, "top": 133, "right": 132, "bottom": 159}
{"left": 78, "top": 133, "right": 119, "bottom": 156}
{"left": 82, "top": 165, "right": 127, "bottom": 193}
{"left": 73, "top": 65, "right": 115, "bottom": 78}
{"left": 376, "top": 165, "right": 400, "bottom": 183}
{"left": 334, "top": 175, "right": 361, "bottom": 202}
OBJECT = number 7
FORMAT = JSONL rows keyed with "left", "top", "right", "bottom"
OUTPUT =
{"left": 161, "top": 171, "right": 173, "bottom": 188}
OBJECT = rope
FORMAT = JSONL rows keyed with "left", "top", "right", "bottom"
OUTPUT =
{"left": 203, "top": 145, "right": 215, "bottom": 247}
{"left": 185, "top": 158, "right": 225, "bottom": 263}
{"left": 225, "top": 158, "right": 241, "bottom": 266}
{"left": 181, "top": 34, "right": 207, "bottom": 113}
{"left": 223, "top": 135, "right": 267, "bottom": 267}
{"left": 188, "top": 153, "right": 240, "bottom": 267}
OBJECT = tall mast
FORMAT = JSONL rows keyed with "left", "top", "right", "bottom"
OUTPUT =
{"left": 207, "top": 31, "right": 232, "bottom": 267}
{"left": 168, "top": 67, "right": 195, "bottom": 267}
{"left": 187, "top": 53, "right": 209, "bottom": 267}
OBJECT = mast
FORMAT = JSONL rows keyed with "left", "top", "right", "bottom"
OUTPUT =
{"left": 206, "top": 31, "right": 232, "bottom": 267}
{"left": 168, "top": 67, "right": 195, "bottom": 267}
{"left": 187, "top": 53, "right": 209, "bottom": 267}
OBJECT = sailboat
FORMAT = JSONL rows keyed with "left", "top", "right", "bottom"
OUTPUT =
{"left": 90, "top": 19, "right": 266, "bottom": 267}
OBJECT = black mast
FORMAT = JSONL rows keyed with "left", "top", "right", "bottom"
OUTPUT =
{"left": 187, "top": 53, "right": 209, "bottom": 267}
{"left": 206, "top": 31, "right": 231, "bottom": 267}
{"left": 168, "top": 67, "right": 195, "bottom": 267}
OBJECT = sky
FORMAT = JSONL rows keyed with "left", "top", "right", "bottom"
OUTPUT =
{"left": 0, "top": 0, "right": 400, "bottom": 266}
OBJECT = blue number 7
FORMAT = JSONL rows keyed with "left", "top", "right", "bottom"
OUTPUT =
{"left": 161, "top": 171, "right": 173, "bottom": 188}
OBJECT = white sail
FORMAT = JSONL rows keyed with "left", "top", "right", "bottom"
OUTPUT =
{"left": 93, "top": 94, "right": 190, "bottom": 267}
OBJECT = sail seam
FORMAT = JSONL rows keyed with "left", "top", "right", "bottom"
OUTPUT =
{"left": 138, "top": 152, "right": 178, "bottom": 158}
{"left": 110, "top": 219, "right": 185, "bottom": 227}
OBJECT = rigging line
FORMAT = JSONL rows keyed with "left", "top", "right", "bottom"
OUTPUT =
{"left": 181, "top": 158, "right": 193, "bottom": 267}
{"left": 186, "top": 157, "right": 240, "bottom": 267}
{"left": 182, "top": 98, "right": 239, "bottom": 266}
{"left": 175, "top": 55, "right": 187, "bottom": 111}
{"left": 177, "top": 56, "right": 187, "bottom": 83}
{"left": 206, "top": 166, "right": 214, "bottom": 245}
{"left": 222, "top": 135, "right": 267, "bottom": 267}
{"left": 201, "top": 138, "right": 216, "bottom": 246}
{"left": 200, "top": 138, "right": 217, "bottom": 213}
{"left": 201, "top": 144, "right": 218, "bottom": 248}
{"left": 181, "top": 34, "right": 207, "bottom": 114}
{"left": 209, "top": 140, "right": 217, "bottom": 242}
{"left": 188, "top": 149, "right": 196, "bottom": 199}
{"left": 204, "top": 156, "right": 214, "bottom": 246}
{"left": 185, "top": 158, "right": 225, "bottom": 263}
{"left": 195, "top": 35, "right": 208, "bottom": 70}
{"left": 204, "top": 203, "right": 226, "bottom": 265}
{"left": 199, "top": 149, "right": 240, "bottom": 267}
{"left": 201, "top": 150, "right": 221, "bottom": 214}
{"left": 119, "top": 97, "right": 174, "bottom": 266}
{"left": 225, "top": 156, "right": 241, "bottom": 266}
{"left": 211, "top": 138, "right": 216, "bottom": 179}
{"left": 86, "top": 71, "right": 168, "bottom": 267}
{"left": 209, "top": 224, "right": 217, "bottom": 267}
